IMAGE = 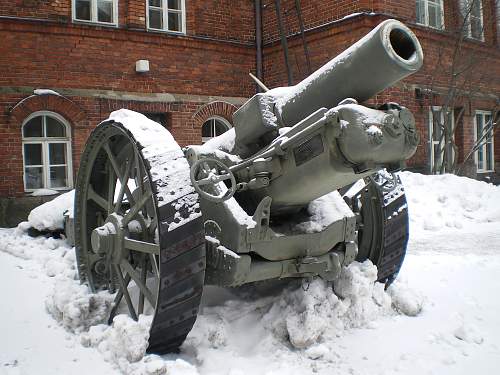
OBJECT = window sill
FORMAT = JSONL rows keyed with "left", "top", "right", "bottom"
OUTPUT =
{"left": 146, "top": 28, "right": 186, "bottom": 36}
{"left": 72, "top": 19, "right": 118, "bottom": 28}
{"left": 24, "top": 187, "right": 73, "bottom": 195}
{"left": 415, "top": 22, "right": 445, "bottom": 31}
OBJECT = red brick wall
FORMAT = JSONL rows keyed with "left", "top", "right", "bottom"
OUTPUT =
{"left": 1, "top": 0, "right": 500, "bottom": 199}
{"left": 0, "top": 20, "right": 255, "bottom": 97}
{"left": 0, "top": 0, "right": 255, "bottom": 42}
{"left": 0, "top": 93, "right": 241, "bottom": 197}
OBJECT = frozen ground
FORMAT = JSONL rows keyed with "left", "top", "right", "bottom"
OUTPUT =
{"left": 1, "top": 172, "right": 500, "bottom": 375}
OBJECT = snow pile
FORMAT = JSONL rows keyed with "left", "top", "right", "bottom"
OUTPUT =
{"left": 189, "top": 261, "right": 422, "bottom": 356}
{"left": 30, "top": 188, "right": 59, "bottom": 197}
{"left": 453, "top": 322, "right": 484, "bottom": 345}
{"left": 275, "top": 261, "right": 393, "bottom": 349}
{"left": 387, "top": 279, "right": 424, "bottom": 316}
{"left": 34, "top": 88, "right": 61, "bottom": 96}
{"left": 399, "top": 172, "right": 500, "bottom": 233}
{"left": 27, "top": 190, "right": 74, "bottom": 231}
{"left": 79, "top": 316, "right": 188, "bottom": 375}
{"left": 45, "top": 279, "right": 114, "bottom": 333}
{"left": 0, "top": 225, "right": 74, "bottom": 271}
{"left": 295, "top": 191, "right": 354, "bottom": 233}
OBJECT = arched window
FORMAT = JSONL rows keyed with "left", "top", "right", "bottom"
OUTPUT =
{"left": 201, "top": 117, "right": 231, "bottom": 143}
{"left": 22, "top": 112, "right": 73, "bottom": 191}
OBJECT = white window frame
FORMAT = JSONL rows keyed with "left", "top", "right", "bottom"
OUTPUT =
{"left": 146, "top": 0, "right": 187, "bottom": 34}
{"left": 474, "top": 110, "right": 495, "bottom": 173}
{"left": 416, "top": 0, "right": 445, "bottom": 30}
{"left": 201, "top": 116, "right": 232, "bottom": 143}
{"left": 429, "top": 106, "right": 455, "bottom": 174}
{"left": 72, "top": 0, "right": 118, "bottom": 26}
{"left": 459, "top": 0, "right": 485, "bottom": 41}
{"left": 496, "top": 0, "right": 500, "bottom": 44}
{"left": 22, "top": 111, "right": 73, "bottom": 192}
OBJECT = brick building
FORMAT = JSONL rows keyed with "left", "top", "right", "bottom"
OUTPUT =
{"left": 0, "top": 0, "right": 499, "bottom": 226}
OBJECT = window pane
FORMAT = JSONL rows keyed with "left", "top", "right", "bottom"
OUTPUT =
{"left": 97, "top": 0, "right": 113, "bottom": 23}
{"left": 428, "top": 4, "right": 439, "bottom": 28}
{"left": 49, "top": 166, "right": 68, "bottom": 188}
{"left": 49, "top": 143, "right": 67, "bottom": 165}
{"left": 23, "top": 117, "right": 43, "bottom": 138}
{"left": 168, "top": 11, "right": 181, "bottom": 31}
{"left": 168, "top": 0, "right": 181, "bottom": 10}
{"left": 486, "top": 143, "right": 493, "bottom": 170}
{"left": 75, "top": 0, "right": 91, "bottom": 21}
{"left": 24, "top": 144, "right": 42, "bottom": 166}
{"left": 46, "top": 117, "right": 66, "bottom": 137}
{"left": 25, "top": 167, "right": 44, "bottom": 189}
{"left": 149, "top": 9, "right": 163, "bottom": 29}
{"left": 150, "top": 0, "right": 162, "bottom": 7}
{"left": 471, "top": 17, "right": 482, "bottom": 39}
{"left": 416, "top": 0, "right": 426, "bottom": 24}
{"left": 202, "top": 120, "right": 214, "bottom": 138}
{"left": 432, "top": 118, "right": 441, "bottom": 141}
{"left": 214, "top": 120, "right": 229, "bottom": 136}
{"left": 476, "top": 113, "right": 483, "bottom": 135}
{"left": 471, "top": 0, "right": 482, "bottom": 18}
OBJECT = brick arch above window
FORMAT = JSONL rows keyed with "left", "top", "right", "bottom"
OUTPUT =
{"left": 192, "top": 101, "right": 238, "bottom": 128}
{"left": 9, "top": 92, "right": 87, "bottom": 129}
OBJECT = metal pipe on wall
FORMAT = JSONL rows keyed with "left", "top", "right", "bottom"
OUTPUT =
{"left": 255, "top": 0, "right": 263, "bottom": 92}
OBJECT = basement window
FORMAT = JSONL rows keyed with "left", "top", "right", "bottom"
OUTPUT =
{"left": 202, "top": 117, "right": 231, "bottom": 143}
{"left": 147, "top": 0, "right": 186, "bottom": 34}
{"left": 22, "top": 112, "right": 73, "bottom": 191}
{"left": 73, "top": 0, "right": 118, "bottom": 26}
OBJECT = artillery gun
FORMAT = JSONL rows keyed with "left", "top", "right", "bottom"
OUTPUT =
{"left": 74, "top": 19, "right": 423, "bottom": 354}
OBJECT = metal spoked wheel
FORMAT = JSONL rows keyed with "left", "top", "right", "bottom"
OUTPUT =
{"left": 343, "top": 170, "right": 409, "bottom": 286}
{"left": 75, "top": 118, "right": 206, "bottom": 354}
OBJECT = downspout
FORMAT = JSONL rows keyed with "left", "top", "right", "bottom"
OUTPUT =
{"left": 255, "top": 0, "right": 263, "bottom": 93}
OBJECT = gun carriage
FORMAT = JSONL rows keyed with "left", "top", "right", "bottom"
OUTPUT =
{"left": 74, "top": 19, "right": 423, "bottom": 353}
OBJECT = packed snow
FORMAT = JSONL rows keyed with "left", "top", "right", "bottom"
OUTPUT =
{"left": 34, "top": 89, "right": 61, "bottom": 96}
{"left": 1, "top": 171, "right": 500, "bottom": 375}
{"left": 27, "top": 190, "right": 74, "bottom": 231}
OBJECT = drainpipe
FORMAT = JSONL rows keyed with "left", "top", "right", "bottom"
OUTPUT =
{"left": 255, "top": 0, "right": 263, "bottom": 93}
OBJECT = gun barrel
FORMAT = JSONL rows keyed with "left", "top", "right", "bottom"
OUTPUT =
{"left": 270, "top": 19, "right": 423, "bottom": 127}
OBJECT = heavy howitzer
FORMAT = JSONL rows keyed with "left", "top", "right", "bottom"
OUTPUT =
{"left": 74, "top": 19, "right": 423, "bottom": 354}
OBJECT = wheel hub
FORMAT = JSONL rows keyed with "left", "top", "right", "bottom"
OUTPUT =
{"left": 91, "top": 213, "right": 125, "bottom": 265}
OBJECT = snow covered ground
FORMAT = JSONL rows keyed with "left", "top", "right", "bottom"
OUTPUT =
{"left": 1, "top": 172, "right": 500, "bottom": 375}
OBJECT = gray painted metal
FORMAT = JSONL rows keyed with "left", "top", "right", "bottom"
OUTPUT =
{"left": 74, "top": 19, "right": 422, "bottom": 354}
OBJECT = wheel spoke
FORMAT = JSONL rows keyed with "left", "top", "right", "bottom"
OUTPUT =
{"left": 138, "top": 255, "right": 147, "bottom": 315}
{"left": 88, "top": 185, "right": 108, "bottom": 211}
{"left": 121, "top": 259, "right": 157, "bottom": 307}
{"left": 196, "top": 177, "right": 214, "bottom": 186}
{"left": 104, "top": 142, "right": 136, "bottom": 206}
{"left": 107, "top": 165, "right": 116, "bottom": 214}
{"left": 123, "top": 187, "right": 152, "bottom": 226}
{"left": 149, "top": 254, "right": 160, "bottom": 278}
{"left": 108, "top": 272, "right": 132, "bottom": 324}
{"left": 124, "top": 238, "right": 160, "bottom": 255}
{"left": 114, "top": 156, "right": 134, "bottom": 213}
{"left": 114, "top": 264, "right": 138, "bottom": 321}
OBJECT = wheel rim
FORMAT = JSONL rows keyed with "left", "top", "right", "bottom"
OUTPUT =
{"left": 75, "top": 122, "right": 160, "bottom": 321}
